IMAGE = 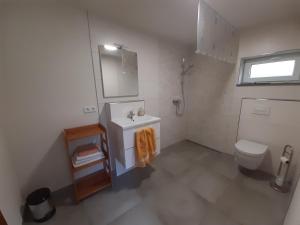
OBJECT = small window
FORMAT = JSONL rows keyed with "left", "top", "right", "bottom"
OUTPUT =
{"left": 238, "top": 51, "right": 300, "bottom": 85}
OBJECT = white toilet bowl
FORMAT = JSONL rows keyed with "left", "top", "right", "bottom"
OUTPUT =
{"left": 235, "top": 139, "right": 268, "bottom": 170}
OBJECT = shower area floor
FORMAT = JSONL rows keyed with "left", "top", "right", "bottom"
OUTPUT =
{"left": 24, "top": 141, "right": 292, "bottom": 225}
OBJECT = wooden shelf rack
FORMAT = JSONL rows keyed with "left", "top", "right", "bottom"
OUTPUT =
{"left": 64, "top": 123, "right": 112, "bottom": 203}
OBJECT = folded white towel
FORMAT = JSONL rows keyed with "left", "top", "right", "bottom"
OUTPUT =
{"left": 72, "top": 153, "right": 104, "bottom": 168}
{"left": 75, "top": 151, "right": 103, "bottom": 161}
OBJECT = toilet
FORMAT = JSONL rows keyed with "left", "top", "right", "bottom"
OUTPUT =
{"left": 235, "top": 139, "right": 268, "bottom": 170}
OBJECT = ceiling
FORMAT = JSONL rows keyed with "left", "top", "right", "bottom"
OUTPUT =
{"left": 1, "top": 0, "right": 300, "bottom": 45}
{"left": 77, "top": 0, "right": 300, "bottom": 45}
{"left": 77, "top": 0, "right": 199, "bottom": 45}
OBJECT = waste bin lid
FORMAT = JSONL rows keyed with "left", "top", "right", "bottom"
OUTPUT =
{"left": 26, "top": 188, "right": 51, "bottom": 206}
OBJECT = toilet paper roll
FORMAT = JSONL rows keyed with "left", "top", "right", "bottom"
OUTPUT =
{"left": 281, "top": 156, "right": 289, "bottom": 164}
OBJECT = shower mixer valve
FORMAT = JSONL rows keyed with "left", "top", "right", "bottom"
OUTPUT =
{"left": 172, "top": 96, "right": 182, "bottom": 105}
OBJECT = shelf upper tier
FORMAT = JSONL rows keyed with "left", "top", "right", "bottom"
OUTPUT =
{"left": 72, "top": 157, "right": 106, "bottom": 172}
{"left": 64, "top": 124, "right": 105, "bottom": 141}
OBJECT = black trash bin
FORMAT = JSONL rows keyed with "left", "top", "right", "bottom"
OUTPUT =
{"left": 26, "top": 188, "right": 56, "bottom": 223}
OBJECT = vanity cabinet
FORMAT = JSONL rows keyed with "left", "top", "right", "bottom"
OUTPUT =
{"left": 112, "top": 122, "right": 160, "bottom": 170}
{"left": 107, "top": 101, "right": 161, "bottom": 176}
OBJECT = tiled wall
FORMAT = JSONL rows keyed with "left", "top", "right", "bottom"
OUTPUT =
{"left": 157, "top": 41, "right": 189, "bottom": 148}
{"left": 186, "top": 54, "right": 236, "bottom": 154}
{"left": 186, "top": 19, "right": 300, "bottom": 176}
{"left": 89, "top": 13, "right": 190, "bottom": 149}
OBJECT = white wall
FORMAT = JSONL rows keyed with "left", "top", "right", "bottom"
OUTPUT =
{"left": 2, "top": 3, "right": 99, "bottom": 196}
{"left": 0, "top": 130, "right": 22, "bottom": 225}
{"left": 187, "top": 19, "right": 300, "bottom": 173}
{"left": 0, "top": 6, "right": 22, "bottom": 224}
{"left": 238, "top": 19, "right": 300, "bottom": 58}
{"left": 1, "top": 3, "right": 189, "bottom": 196}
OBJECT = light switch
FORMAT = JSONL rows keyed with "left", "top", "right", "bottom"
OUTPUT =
{"left": 83, "top": 106, "right": 97, "bottom": 113}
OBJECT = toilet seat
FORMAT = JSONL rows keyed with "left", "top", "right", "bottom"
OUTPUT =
{"left": 235, "top": 139, "right": 268, "bottom": 157}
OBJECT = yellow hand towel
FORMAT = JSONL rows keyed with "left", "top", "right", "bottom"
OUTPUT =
{"left": 135, "top": 127, "right": 156, "bottom": 167}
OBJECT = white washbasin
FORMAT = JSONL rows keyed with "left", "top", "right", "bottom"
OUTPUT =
{"left": 111, "top": 114, "right": 161, "bottom": 130}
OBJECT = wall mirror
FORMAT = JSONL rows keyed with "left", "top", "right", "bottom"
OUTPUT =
{"left": 99, "top": 45, "right": 139, "bottom": 98}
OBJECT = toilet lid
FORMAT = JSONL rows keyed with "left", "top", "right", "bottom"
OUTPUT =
{"left": 235, "top": 139, "right": 268, "bottom": 156}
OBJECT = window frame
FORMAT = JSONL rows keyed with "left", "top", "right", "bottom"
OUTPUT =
{"left": 237, "top": 50, "right": 300, "bottom": 86}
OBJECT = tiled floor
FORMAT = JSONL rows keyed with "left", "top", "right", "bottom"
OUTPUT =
{"left": 24, "top": 141, "right": 292, "bottom": 225}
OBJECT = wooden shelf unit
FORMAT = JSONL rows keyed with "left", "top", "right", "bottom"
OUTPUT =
{"left": 64, "top": 123, "right": 112, "bottom": 203}
{"left": 0, "top": 211, "right": 8, "bottom": 225}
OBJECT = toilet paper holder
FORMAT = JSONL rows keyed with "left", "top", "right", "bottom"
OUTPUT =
{"left": 270, "top": 145, "right": 294, "bottom": 193}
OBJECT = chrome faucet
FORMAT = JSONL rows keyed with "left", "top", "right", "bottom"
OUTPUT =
{"left": 128, "top": 110, "right": 135, "bottom": 121}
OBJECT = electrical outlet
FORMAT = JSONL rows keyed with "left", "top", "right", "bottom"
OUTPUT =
{"left": 83, "top": 106, "right": 97, "bottom": 113}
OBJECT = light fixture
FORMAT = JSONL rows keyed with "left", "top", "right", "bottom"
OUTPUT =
{"left": 104, "top": 44, "right": 118, "bottom": 51}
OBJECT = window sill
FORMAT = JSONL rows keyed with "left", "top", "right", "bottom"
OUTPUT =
{"left": 236, "top": 82, "right": 300, "bottom": 87}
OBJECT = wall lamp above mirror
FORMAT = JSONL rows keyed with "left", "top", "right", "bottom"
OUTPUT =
{"left": 103, "top": 43, "right": 124, "bottom": 51}
{"left": 99, "top": 44, "right": 139, "bottom": 98}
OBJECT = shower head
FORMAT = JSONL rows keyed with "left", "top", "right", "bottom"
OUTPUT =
{"left": 181, "top": 57, "right": 194, "bottom": 76}
{"left": 181, "top": 57, "right": 188, "bottom": 68}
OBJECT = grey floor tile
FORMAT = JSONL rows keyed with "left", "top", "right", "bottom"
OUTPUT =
{"left": 216, "top": 182, "right": 287, "bottom": 225}
{"left": 189, "top": 168, "right": 231, "bottom": 203}
{"left": 209, "top": 154, "right": 240, "bottom": 180}
{"left": 138, "top": 168, "right": 175, "bottom": 199}
{"left": 82, "top": 189, "right": 141, "bottom": 225}
{"left": 151, "top": 182, "right": 209, "bottom": 225}
{"left": 190, "top": 150, "right": 221, "bottom": 169}
{"left": 240, "top": 175, "right": 291, "bottom": 211}
{"left": 111, "top": 166, "right": 155, "bottom": 191}
{"left": 177, "top": 164, "right": 206, "bottom": 186}
{"left": 158, "top": 141, "right": 211, "bottom": 167}
{"left": 200, "top": 204, "right": 242, "bottom": 225}
{"left": 107, "top": 202, "right": 163, "bottom": 225}
{"left": 161, "top": 141, "right": 200, "bottom": 153}
{"left": 155, "top": 151, "right": 191, "bottom": 177}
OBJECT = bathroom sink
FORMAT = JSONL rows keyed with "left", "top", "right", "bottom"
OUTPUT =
{"left": 111, "top": 114, "right": 161, "bottom": 130}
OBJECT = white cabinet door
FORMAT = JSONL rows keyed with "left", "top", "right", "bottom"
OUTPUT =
{"left": 125, "top": 147, "right": 135, "bottom": 169}
{"left": 123, "top": 123, "right": 160, "bottom": 149}
{"left": 124, "top": 138, "right": 161, "bottom": 169}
